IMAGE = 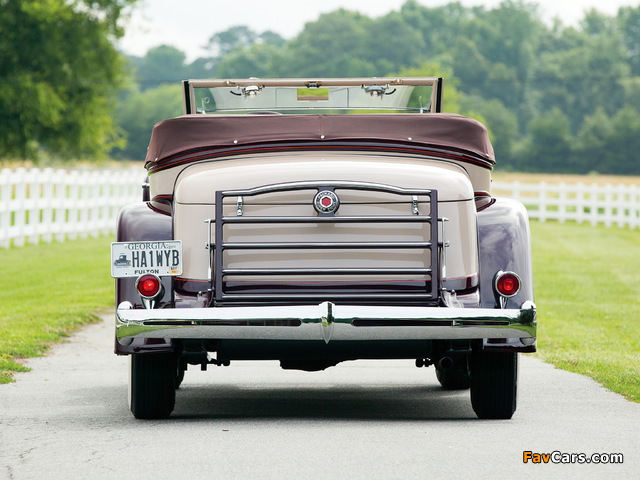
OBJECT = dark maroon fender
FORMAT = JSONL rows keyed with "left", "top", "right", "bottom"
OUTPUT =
{"left": 115, "top": 202, "right": 173, "bottom": 355}
{"left": 477, "top": 197, "right": 534, "bottom": 309}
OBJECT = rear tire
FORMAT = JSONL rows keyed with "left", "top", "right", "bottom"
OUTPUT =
{"left": 129, "top": 353, "right": 177, "bottom": 419}
{"left": 175, "top": 362, "right": 186, "bottom": 389}
{"left": 470, "top": 351, "right": 518, "bottom": 419}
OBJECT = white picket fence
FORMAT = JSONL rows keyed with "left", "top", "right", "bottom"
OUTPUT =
{"left": 0, "top": 168, "right": 639, "bottom": 249}
{"left": 492, "top": 181, "right": 640, "bottom": 229}
{"left": 0, "top": 167, "right": 143, "bottom": 248}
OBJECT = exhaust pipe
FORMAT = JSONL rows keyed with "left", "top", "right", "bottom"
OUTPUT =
{"left": 436, "top": 356, "right": 454, "bottom": 370}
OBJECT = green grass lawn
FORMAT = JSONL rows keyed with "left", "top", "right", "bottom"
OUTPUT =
{"left": 0, "top": 236, "right": 114, "bottom": 383}
{"left": 531, "top": 221, "right": 640, "bottom": 402}
{"left": 0, "top": 224, "right": 639, "bottom": 404}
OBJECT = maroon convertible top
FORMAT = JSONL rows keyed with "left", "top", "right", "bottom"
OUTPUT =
{"left": 145, "top": 113, "right": 495, "bottom": 170}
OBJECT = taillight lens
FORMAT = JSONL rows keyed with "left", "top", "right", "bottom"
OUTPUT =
{"left": 495, "top": 271, "right": 521, "bottom": 298}
{"left": 136, "top": 274, "right": 162, "bottom": 298}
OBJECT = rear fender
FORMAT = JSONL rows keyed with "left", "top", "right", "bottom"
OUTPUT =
{"left": 115, "top": 202, "right": 173, "bottom": 355}
{"left": 477, "top": 197, "right": 534, "bottom": 308}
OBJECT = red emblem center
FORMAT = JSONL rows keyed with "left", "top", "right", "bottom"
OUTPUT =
{"left": 313, "top": 190, "right": 340, "bottom": 214}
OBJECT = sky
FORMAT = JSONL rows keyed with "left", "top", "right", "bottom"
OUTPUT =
{"left": 118, "top": 0, "right": 638, "bottom": 61}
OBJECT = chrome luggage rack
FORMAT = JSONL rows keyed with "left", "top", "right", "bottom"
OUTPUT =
{"left": 207, "top": 181, "right": 439, "bottom": 306}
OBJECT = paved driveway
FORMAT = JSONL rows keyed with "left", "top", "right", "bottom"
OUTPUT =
{"left": 0, "top": 316, "right": 638, "bottom": 479}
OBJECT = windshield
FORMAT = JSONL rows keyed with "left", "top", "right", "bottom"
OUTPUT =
{"left": 183, "top": 78, "right": 442, "bottom": 115}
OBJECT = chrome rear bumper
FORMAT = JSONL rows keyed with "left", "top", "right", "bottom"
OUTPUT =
{"left": 116, "top": 300, "right": 536, "bottom": 345}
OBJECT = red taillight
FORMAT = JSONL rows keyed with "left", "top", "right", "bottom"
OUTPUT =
{"left": 495, "top": 271, "right": 521, "bottom": 298}
{"left": 136, "top": 274, "right": 162, "bottom": 298}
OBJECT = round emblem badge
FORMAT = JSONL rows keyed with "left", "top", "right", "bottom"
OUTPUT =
{"left": 313, "top": 190, "right": 340, "bottom": 214}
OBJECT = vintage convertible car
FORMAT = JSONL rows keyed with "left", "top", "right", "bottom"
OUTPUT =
{"left": 112, "top": 77, "right": 536, "bottom": 419}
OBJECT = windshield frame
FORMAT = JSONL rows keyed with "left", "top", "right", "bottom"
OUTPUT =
{"left": 182, "top": 77, "right": 443, "bottom": 115}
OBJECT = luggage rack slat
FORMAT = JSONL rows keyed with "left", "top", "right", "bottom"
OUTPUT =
{"left": 222, "top": 268, "right": 433, "bottom": 276}
{"left": 221, "top": 241, "right": 432, "bottom": 250}
{"left": 221, "top": 215, "right": 433, "bottom": 224}
{"left": 219, "top": 293, "right": 436, "bottom": 301}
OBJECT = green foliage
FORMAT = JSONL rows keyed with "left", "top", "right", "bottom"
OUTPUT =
{"left": 460, "top": 95, "right": 519, "bottom": 160}
{"left": 516, "top": 108, "right": 573, "bottom": 173}
{"left": 0, "top": 0, "right": 136, "bottom": 160}
{"left": 604, "top": 107, "right": 640, "bottom": 173}
{"left": 282, "top": 10, "right": 377, "bottom": 77}
{"left": 208, "top": 25, "right": 260, "bottom": 57}
{"left": 4, "top": 0, "right": 640, "bottom": 173}
{"left": 112, "top": 1, "right": 640, "bottom": 175}
{"left": 573, "top": 108, "right": 614, "bottom": 172}
{"left": 135, "top": 45, "right": 188, "bottom": 91}
{"left": 364, "top": 11, "right": 426, "bottom": 73}
{"left": 534, "top": 36, "right": 629, "bottom": 131}
{"left": 618, "top": 6, "right": 640, "bottom": 75}
{"left": 112, "top": 84, "right": 183, "bottom": 160}
{"left": 216, "top": 44, "right": 287, "bottom": 79}
{"left": 207, "top": 26, "right": 285, "bottom": 58}
{"left": 451, "top": 0, "right": 542, "bottom": 117}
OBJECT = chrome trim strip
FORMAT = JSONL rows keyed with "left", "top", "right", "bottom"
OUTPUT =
{"left": 220, "top": 180, "right": 433, "bottom": 198}
{"left": 188, "top": 77, "right": 442, "bottom": 88}
{"left": 116, "top": 301, "right": 536, "bottom": 343}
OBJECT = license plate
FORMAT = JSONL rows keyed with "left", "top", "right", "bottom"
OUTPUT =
{"left": 111, "top": 241, "right": 182, "bottom": 278}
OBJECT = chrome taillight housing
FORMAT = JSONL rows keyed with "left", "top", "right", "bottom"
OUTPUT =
{"left": 135, "top": 274, "right": 164, "bottom": 308}
{"left": 493, "top": 270, "right": 521, "bottom": 308}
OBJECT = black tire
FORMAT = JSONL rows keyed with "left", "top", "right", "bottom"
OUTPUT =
{"left": 435, "top": 359, "right": 471, "bottom": 390}
{"left": 175, "top": 361, "right": 186, "bottom": 389}
{"left": 470, "top": 351, "right": 518, "bottom": 419}
{"left": 129, "top": 353, "right": 177, "bottom": 419}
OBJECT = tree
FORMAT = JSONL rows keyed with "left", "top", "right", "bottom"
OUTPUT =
{"left": 366, "top": 11, "right": 426, "bottom": 73}
{"left": 572, "top": 108, "right": 613, "bottom": 173}
{"left": 606, "top": 107, "right": 640, "bottom": 174}
{"left": 200, "top": 26, "right": 285, "bottom": 78}
{"left": 451, "top": 37, "right": 490, "bottom": 96}
{"left": 399, "top": 0, "right": 470, "bottom": 55}
{"left": 207, "top": 26, "right": 259, "bottom": 58}
{"left": 136, "top": 45, "right": 188, "bottom": 90}
{"left": 111, "top": 2, "right": 640, "bottom": 175}
{"left": 452, "top": 1, "right": 541, "bottom": 120}
{"left": 621, "top": 77, "right": 640, "bottom": 112}
{"left": 112, "top": 84, "right": 183, "bottom": 160}
{"left": 461, "top": 95, "right": 519, "bottom": 166}
{"left": 0, "top": 0, "right": 137, "bottom": 159}
{"left": 617, "top": 6, "right": 640, "bottom": 75}
{"left": 206, "top": 26, "right": 284, "bottom": 59}
{"left": 284, "top": 10, "right": 377, "bottom": 77}
{"left": 532, "top": 8, "right": 631, "bottom": 132}
{"left": 515, "top": 108, "right": 573, "bottom": 172}
{"left": 215, "top": 44, "right": 287, "bottom": 78}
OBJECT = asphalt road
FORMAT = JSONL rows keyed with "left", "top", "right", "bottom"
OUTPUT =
{"left": 1, "top": 315, "right": 638, "bottom": 480}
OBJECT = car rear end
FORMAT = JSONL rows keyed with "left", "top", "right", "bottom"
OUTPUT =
{"left": 112, "top": 78, "right": 536, "bottom": 419}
